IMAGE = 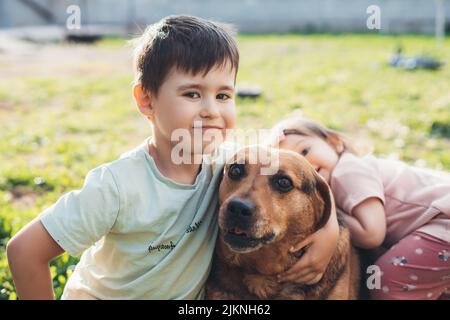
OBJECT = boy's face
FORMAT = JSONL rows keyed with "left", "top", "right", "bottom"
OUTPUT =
{"left": 138, "top": 63, "right": 236, "bottom": 157}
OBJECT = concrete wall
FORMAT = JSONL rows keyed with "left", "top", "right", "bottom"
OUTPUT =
{"left": 1, "top": 0, "right": 449, "bottom": 34}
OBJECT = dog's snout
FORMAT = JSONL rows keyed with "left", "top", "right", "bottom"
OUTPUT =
{"left": 227, "top": 199, "right": 255, "bottom": 218}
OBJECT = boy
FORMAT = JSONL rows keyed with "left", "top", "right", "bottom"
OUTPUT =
{"left": 7, "top": 15, "right": 339, "bottom": 300}
{"left": 7, "top": 15, "right": 239, "bottom": 300}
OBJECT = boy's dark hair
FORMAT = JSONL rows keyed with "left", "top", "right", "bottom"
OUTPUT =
{"left": 132, "top": 15, "right": 239, "bottom": 95}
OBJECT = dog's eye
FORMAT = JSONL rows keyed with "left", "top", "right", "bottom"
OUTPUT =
{"left": 228, "top": 164, "right": 245, "bottom": 180}
{"left": 272, "top": 175, "right": 294, "bottom": 193}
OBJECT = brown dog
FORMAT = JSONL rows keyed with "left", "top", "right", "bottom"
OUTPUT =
{"left": 206, "top": 146, "right": 360, "bottom": 300}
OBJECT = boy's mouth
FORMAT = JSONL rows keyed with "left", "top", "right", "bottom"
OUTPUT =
{"left": 193, "top": 125, "right": 224, "bottom": 130}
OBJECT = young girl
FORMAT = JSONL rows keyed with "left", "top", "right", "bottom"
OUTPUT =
{"left": 272, "top": 115, "right": 450, "bottom": 300}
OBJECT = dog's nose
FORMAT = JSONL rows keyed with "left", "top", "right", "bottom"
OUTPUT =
{"left": 227, "top": 199, "right": 255, "bottom": 218}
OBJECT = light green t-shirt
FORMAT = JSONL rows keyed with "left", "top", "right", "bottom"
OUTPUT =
{"left": 39, "top": 139, "right": 237, "bottom": 299}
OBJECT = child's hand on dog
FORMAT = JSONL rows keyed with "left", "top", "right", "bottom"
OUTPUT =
{"left": 277, "top": 208, "right": 340, "bottom": 285}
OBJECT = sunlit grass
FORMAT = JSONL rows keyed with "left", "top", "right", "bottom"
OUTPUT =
{"left": 1, "top": 34, "right": 449, "bottom": 299}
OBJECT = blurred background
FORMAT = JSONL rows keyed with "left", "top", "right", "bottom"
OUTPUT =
{"left": 1, "top": 0, "right": 450, "bottom": 299}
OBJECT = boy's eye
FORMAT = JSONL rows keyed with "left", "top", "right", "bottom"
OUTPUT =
{"left": 216, "top": 93, "right": 230, "bottom": 100}
{"left": 300, "top": 147, "right": 310, "bottom": 156}
{"left": 184, "top": 92, "right": 200, "bottom": 99}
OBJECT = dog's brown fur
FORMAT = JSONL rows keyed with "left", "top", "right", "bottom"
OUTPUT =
{"left": 206, "top": 146, "right": 360, "bottom": 300}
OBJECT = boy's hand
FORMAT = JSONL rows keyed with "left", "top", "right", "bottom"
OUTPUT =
{"left": 277, "top": 215, "right": 339, "bottom": 285}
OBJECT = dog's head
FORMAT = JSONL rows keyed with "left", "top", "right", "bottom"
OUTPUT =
{"left": 218, "top": 145, "right": 332, "bottom": 253}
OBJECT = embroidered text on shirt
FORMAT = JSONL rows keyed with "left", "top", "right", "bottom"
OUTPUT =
{"left": 186, "top": 220, "right": 203, "bottom": 233}
{"left": 148, "top": 241, "right": 176, "bottom": 253}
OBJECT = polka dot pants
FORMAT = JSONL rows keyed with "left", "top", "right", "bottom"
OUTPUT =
{"left": 371, "top": 231, "right": 450, "bottom": 300}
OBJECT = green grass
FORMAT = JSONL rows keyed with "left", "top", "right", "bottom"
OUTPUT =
{"left": 1, "top": 34, "right": 449, "bottom": 299}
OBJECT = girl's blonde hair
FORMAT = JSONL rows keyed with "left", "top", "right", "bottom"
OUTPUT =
{"left": 271, "top": 115, "right": 363, "bottom": 156}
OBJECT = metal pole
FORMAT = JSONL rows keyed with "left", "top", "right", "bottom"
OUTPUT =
{"left": 435, "top": 0, "right": 445, "bottom": 45}
{"left": 82, "top": 0, "right": 88, "bottom": 27}
{"left": 0, "top": 0, "right": 11, "bottom": 28}
{"left": 126, "top": 0, "right": 137, "bottom": 33}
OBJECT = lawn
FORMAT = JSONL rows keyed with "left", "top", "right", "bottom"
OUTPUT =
{"left": 1, "top": 34, "right": 449, "bottom": 299}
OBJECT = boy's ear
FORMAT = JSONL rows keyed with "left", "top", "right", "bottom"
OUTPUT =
{"left": 133, "top": 84, "right": 154, "bottom": 120}
{"left": 326, "top": 133, "right": 344, "bottom": 154}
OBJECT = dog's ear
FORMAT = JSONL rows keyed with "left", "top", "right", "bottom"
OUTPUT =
{"left": 312, "top": 174, "right": 333, "bottom": 231}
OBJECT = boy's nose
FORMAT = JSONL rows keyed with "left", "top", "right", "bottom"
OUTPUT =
{"left": 200, "top": 100, "right": 220, "bottom": 118}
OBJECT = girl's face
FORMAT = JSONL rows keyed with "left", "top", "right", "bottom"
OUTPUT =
{"left": 278, "top": 134, "right": 340, "bottom": 183}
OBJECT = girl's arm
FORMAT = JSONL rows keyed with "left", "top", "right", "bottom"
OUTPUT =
{"left": 340, "top": 197, "right": 386, "bottom": 249}
{"left": 278, "top": 198, "right": 339, "bottom": 284}
{"left": 6, "top": 218, "right": 64, "bottom": 300}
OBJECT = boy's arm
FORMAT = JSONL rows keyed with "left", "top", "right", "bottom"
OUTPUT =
{"left": 7, "top": 218, "right": 64, "bottom": 300}
{"left": 340, "top": 197, "right": 386, "bottom": 249}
